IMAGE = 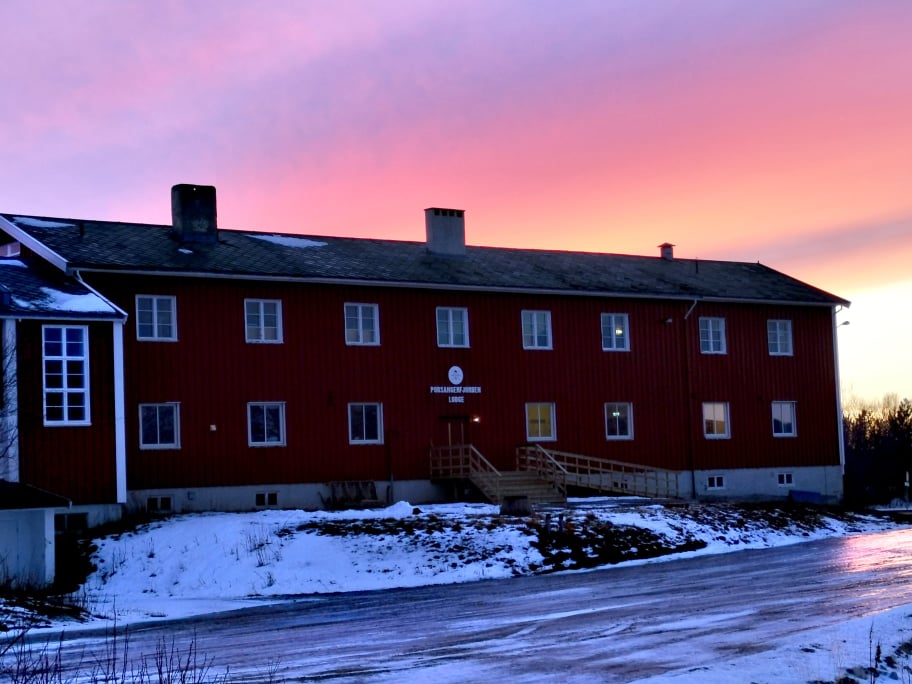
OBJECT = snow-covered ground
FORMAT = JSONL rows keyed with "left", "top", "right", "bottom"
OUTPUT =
{"left": 3, "top": 498, "right": 911, "bottom": 682}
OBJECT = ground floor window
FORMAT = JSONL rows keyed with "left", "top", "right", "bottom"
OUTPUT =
{"left": 139, "top": 403, "right": 180, "bottom": 449}
{"left": 707, "top": 475, "right": 725, "bottom": 490}
{"left": 777, "top": 472, "right": 794, "bottom": 486}
{"left": 526, "top": 402, "right": 556, "bottom": 441}
{"left": 349, "top": 403, "right": 383, "bottom": 444}
{"left": 702, "top": 402, "right": 730, "bottom": 439}
{"left": 604, "top": 402, "right": 633, "bottom": 440}
{"left": 248, "top": 402, "right": 286, "bottom": 446}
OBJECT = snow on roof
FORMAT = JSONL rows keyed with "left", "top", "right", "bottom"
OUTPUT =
{"left": 0, "top": 259, "right": 26, "bottom": 268}
{"left": 251, "top": 234, "right": 328, "bottom": 248}
{"left": 11, "top": 216, "right": 75, "bottom": 229}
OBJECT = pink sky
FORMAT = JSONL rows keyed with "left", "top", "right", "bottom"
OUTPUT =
{"left": 1, "top": 0, "right": 910, "bottom": 401}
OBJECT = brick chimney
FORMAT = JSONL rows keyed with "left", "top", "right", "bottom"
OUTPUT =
{"left": 172, "top": 184, "right": 218, "bottom": 243}
{"left": 659, "top": 242, "right": 675, "bottom": 260}
{"left": 425, "top": 208, "right": 466, "bottom": 257}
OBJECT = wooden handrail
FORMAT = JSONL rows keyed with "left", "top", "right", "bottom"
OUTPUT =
{"left": 515, "top": 444, "right": 568, "bottom": 498}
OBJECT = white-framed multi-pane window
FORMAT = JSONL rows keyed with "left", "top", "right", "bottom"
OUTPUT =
{"left": 698, "top": 317, "right": 726, "bottom": 354}
{"left": 600, "top": 313, "right": 630, "bottom": 351}
{"left": 42, "top": 325, "right": 90, "bottom": 426}
{"left": 245, "top": 299, "right": 283, "bottom": 343}
{"left": 767, "top": 320, "right": 793, "bottom": 356}
{"left": 707, "top": 475, "right": 725, "bottom": 490}
{"left": 771, "top": 401, "right": 797, "bottom": 437}
{"left": 525, "top": 402, "right": 556, "bottom": 441}
{"left": 139, "top": 403, "right": 180, "bottom": 449}
{"left": 605, "top": 402, "right": 633, "bottom": 440}
{"left": 436, "top": 307, "right": 469, "bottom": 348}
{"left": 348, "top": 403, "right": 383, "bottom": 444}
{"left": 521, "top": 310, "right": 552, "bottom": 350}
{"left": 344, "top": 303, "right": 380, "bottom": 346}
{"left": 247, "top": 402, "right": 286, "bottom": 446}
{"left": 702, "top": 402, "right": 730, "bottom": 439}
{"left": 777, "top": 472, "right": 794, "bottom": 487}
{"left": 136, "top": 295, "right": 177, "bottom": 341}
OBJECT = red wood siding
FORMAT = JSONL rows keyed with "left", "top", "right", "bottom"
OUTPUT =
{"left": 85, "top": 273, "right": 842, "bottom": 490}
{"left": 17, "top": 320, "right": 118, "bottom": 504}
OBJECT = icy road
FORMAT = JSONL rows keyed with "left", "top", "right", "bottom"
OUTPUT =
{"left": 50, "top": 528, "right": 912, "bottom": 683}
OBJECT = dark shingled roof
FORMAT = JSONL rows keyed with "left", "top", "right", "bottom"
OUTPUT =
{"left": 0, "top": 214, "right": 848, "bottom": 306}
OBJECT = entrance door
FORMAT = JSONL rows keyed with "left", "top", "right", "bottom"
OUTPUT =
{"left": 436, "top": 415, "right": 470, "bottom": 447}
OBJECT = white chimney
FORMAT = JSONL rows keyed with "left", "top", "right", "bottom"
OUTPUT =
{"left": 659, "top": 242, "right": 675, "bottom": 260}
{"left": 425, "top": 208, "right": 466, "bottom": 256}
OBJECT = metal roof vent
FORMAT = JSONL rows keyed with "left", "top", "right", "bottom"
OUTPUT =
{"left": 425, "top": 208, "right": 466, "bottom": 257}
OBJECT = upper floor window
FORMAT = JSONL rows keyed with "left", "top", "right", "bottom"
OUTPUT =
{"left": 42, "top": 325, "right": 90, "bottom": 425}
{"left": 345, "top": 303, "right": 379, "bottom": 346}
{"left": 605, "top": 402, "right": 633, "bottom": 440}
{"left": 772, "top": 401, "right": 797, "bottom": 437}
{"left": 136, "top": 295, "right": 177, "bottom": 341}
{"left": 702, "top": 402, "right": 730, "bottom": 439}
{"left": 437, "top": 307, "right": 469, "bottom": 348}
{"left": 245, "top": 299, "right": 283, "bottom": 343}
{"left": 526, "top": 402, "right": 556, "bottom": 441}
{"left": 767, "top": 320, "right": 793, "bottom": 356}
{"left": 699, "top": 317, "right": 726, "bottom": 354}
{"left": 522, "top": 310, "right": 552, "bottom": 350}
{"left": 601, "top": 313, "right": 629, "bottom": 351}
{"left": 248, "top": 402, "right": 286, "bottom": 446}
{"left": 139, "top": 403, "right": 180, "bottom": 449}
{"left": 349, "top": 403, "right": 383, "bottom": 444}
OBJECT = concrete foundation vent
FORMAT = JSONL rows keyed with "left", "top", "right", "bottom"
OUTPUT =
{"left": 425, "top": 207, "right": 466, "bottom": 257}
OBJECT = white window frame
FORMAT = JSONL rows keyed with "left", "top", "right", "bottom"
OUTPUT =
{"left": 521, "top": 310, "right": 552, "bottom": 350}
{"left": 600, "top": 313, "right": 630, "bottom": 351}
{"left": 344, "top": 303, "right": 380, "bottom": 346}
{"left": 702, "top": 402, "right": 730, "bottom": 439}
{"left": 698, "top": 317, "right": 726, "bottom": 354}
{"left": 604, "top": 402, "right": 633, "bottom": 440}
{"left": 245, "top": 298, "right": 283, "bottom": 343}
{"left": 348, "top": 403, "right": 384, "bottom": 444}
{"left": 772, "top": 401, "right": 797, "bottom": 437}
{"left": 247, "top": 402, "right": 286, "bottom": 447}
{"left": 767, "top": 319, "right": 793, "bottom": 356}
{"left": 42, "top": 325, "right": 90, "bottom": 426}
{"left": 136, "top": 295, "right": 177, "bottom": 341}
{"left": 707, "top": 475, "right": 725, "bottom": 490}
{"left": 777, "top": 472, "right": 794, "bottom": 487}
{"left": 436, "top": 307, "right": 470, "bottom": 348}
{"left": 139, "top": 403, "right": 181, "bottom": 449}
{"left": 525, "top": 402, "right": 556, "bottom": 442}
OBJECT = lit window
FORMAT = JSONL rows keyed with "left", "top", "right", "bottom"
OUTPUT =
{"left": 605, "top": 402, "right": 633, "bottom": 440}
{"left": 522, "top": 310, "right": 552, "bottom": 350}
{"left": 248, "top": 402, "right": 286, "bottom": 446}
{"left": 139, "top": 403, "right": 180, "bottom": 449}
{"left": 345, "top": 303, "right": 380, "bottom": 345}
{"left": 601, "top": 313, "right": 629, "bottom": 351}
{"left": 526, "top": 402, "right": 556, "bottom": 441}
{"left": 767, "top": 320, "right": 793, "bottom": 356}
{"left": 702, "top": 402, "right": 730, "bottom": 439}
{"left": 245, "top": 299, "right": 283, "bottom": 343}
{"left": 42, "top": 325, "right": 90, "bottom": 425}
{"left": 699, "top": 317, "right": 726, "bottom": 354}
{"left": 136, "top": 295, "right": 177, "bottom": 341}
{"left": 349, "top": 403, "right": 383, "bottom": 444}
{"left": 772, "top": 401, "right": 797, "bottom": 437}
{"left": 707, "top": 475, "right": 725, "bottom": 490}
{"left": 437, "top": 307, "right": 469, "bottom": 347}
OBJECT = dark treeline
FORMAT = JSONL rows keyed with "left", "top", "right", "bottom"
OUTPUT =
{"left": 843, "top": 394, "right": 912, "bottom": 505}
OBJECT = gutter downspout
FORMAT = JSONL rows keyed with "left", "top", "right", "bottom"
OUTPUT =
{"left": 832, "top": 305, "right": 848, "bottom": 500}
{"left": 682, "top": 299, "right": 698, "bottom": 498}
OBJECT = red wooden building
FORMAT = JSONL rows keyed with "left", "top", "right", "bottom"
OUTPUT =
{"left": 0, "top": 184, "right": 848, "bottom": 517}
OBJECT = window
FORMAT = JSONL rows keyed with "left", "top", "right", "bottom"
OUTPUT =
{"left": 707, "top": 475, "right": 725, "bottom": 490}
{"left": 767, "top": 320, "right": 793, "bottom": 356}
{"left": 248, "top": 402, "right": 286, "bottom": 446}
{"left": 777, "top": 472, "right": 794, "bottom": 487}
{"left": 139, "top": 403, "right": 180, "bottom": 449}
{"left": 436, "top": 307, "right": 469, "bottom": 348}
{"left": 42, "top": 325, "right": 90, "bottom": 425}
{"left": 772, "top": 401, "right": 797, "bottom": 437}
{"left": 349, "top": 403, "right": 383, "bottom": 444}
{"left": 699, "top": 317, "right": 726, "bottom": 354}
{"left": 601, "top": 313, "right": 629, "bottom": 351}
{"left": 522, "top": 310, "right": 552, "bottom": 349}
{"left": 245, "top": 299, "right": 283, "bottom": 343}
{"left": 146, "top": 496, "right": 173, "bottom": 513}
{"left": 526, "top": 402, "right": 556, "bottom": 441}
{"left": 255, "top": 492, "right": 278, "bottom": 507}
{"left": 605, "top": 402, "right": 633, "bottom": 440}
{"left": 702, "top": 402, "right": 730, "bottom": 439}
{"left": 136, "top": 295, "right": 176, "bottom": 341}
{"left": 345, "top": 303, "right": 379, "bottom": 345}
